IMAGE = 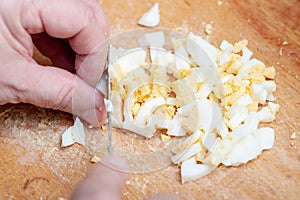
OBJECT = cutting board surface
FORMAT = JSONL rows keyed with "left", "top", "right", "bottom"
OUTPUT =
{"left": 0, "top": 0, "right": 300, "bottom": 199}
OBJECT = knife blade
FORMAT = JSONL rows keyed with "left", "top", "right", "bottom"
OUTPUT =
{"left": 105, "top": 45, "right": 113, "bottom": 155}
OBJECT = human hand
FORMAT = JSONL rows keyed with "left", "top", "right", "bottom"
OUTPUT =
{"left": 0, "top": 0, "right": 109, "bottom": 125}
{"left": 71, "top": 156, "right": 179, "bottom": 200}
{"left": 71, "top": 156, "right": 129, "bottom": 200}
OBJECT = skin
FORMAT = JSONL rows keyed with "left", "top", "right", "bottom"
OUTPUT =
{"left": 0, "top": 0, "right": 124, "bottom": 199}
{"left": 72, "top": 156, "right": 129, "bottom": 200}
{"left": 0, "top": 0, "right": 108, "bottom": 126}
{"left": 0, "top": 1, "right": 179, "bottom": 199}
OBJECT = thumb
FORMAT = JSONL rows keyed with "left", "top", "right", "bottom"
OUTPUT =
{"left": 71, "top": 156, "right": 129, "bottom": 200}
{"left": 11, "top": 61, "right": 106, "bottom": 125}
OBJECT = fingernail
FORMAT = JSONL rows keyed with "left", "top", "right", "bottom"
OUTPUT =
{"left": 94, "top": 91, "right": 107, "bottom": 124}
{"left": 81, "top": 109, "right": 102, "bottom": 127}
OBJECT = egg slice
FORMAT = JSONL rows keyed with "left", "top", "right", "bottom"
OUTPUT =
{"left": 181, "top": 157, "right": 215, "bottom": 183}
{"left": 186, "top": 32, "right": 217, "bottom": 68}
{"left": 61, "top": 117, "right": 85, "bottom": 147}
{"left": 138, "top": 3, "right": 160, "bottom": 27}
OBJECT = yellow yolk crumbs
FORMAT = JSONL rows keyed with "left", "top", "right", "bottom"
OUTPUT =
{"left": 263, "top": 66, "right": 276, "bottom": 79}
{"left": 179, "top": 69, "right": 192, "bottom": 78}
{"left": 131, "top": 84, "right": 176, "bottom": 118}
{"left": 215, "top": 39, "right": 277, "bottom": 116}
{"left": 217, "top": 53, "right": 242, "bottom": 75}
{"left": 233, "top": 39, "right": 248, "bottom": 53}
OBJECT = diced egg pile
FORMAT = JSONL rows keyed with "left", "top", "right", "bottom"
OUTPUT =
{"left": 105, "top": 31, "right": 279, "bottom": 183}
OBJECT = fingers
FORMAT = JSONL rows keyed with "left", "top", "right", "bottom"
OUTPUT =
{"left": 31, "top": 32, "right": 76, "bottom": 73}
{"left": 7, "top": 60, "right": 106, "bottom": 126}
{"left": 21, "top": 0, "right": 109, "bottom": 87}
{"left": 71, "top": 156, "right": 129, "bottom": 200}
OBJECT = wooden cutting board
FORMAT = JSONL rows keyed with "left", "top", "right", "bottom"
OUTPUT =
{"left": 0, "top": 0, "right": 299, "bottom": 199}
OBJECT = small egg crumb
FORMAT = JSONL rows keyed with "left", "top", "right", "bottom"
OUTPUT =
{"left": 90, "top": 155, "right": 101, "bottom": 163}
{"left": 283, "top": 41, "right": 288, "bottom": 45}
{"left": 161, "top": 134, "right": 171, "bottom": 142}
{"left": 290, "top": 142, "right": 296, "bottom": 147}
{"left": 263, "top": 67, "right": 276, "bottom": 79}
{"left": 205, "top": 24, "right": 213, "bottom": 35}
{"left": 290, "top": 132, "right": 297, "bottom": 140}
{"left": 234, "top": 39, "right": 248, "bottom": 53}
{"left": 125, "top": 180, "right": 131, "bottom": 185}
{"left": 217, "top": 0, "right": 223, "bottom": 6}
{"left": 279, "top": 47, "right": 283, "bottom": 56}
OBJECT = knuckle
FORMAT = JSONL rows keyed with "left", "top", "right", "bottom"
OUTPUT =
{"left": 51, "top": 77, "right": 74, "bottom": 112}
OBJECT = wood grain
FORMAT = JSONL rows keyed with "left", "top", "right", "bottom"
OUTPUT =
{"left": 0, "top": 0, "right": 300, "bottom": 199}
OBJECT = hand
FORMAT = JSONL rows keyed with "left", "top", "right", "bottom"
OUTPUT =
{"left": 71, "top": 156, "right": 129, "bottom": 200}
{"left": 71, "top": 156, "right": 179, "bottom": 200}
{"left": 0, "top": 0, "right": 109, "bottom": 125}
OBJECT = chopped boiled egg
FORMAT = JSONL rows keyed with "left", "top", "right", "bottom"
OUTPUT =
{"left": 107, "top": 32, "right": 278, "bottom": 183}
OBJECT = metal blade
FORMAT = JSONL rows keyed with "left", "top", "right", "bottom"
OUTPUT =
{"left": 106, "top": 46, "right": 113, "bottom": 155}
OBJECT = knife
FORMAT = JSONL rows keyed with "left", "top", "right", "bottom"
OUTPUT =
{"left": 105, "top": 45, "right": 113, "bottom": 156}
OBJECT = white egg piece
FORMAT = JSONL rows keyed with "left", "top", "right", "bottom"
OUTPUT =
{"left": 114, "top": 48, "right": 146, "bottom": 75}
{"left": 204, "top": 139, "right": 234, "bottom": 166}
{"left": 104, "top": 99, "right": 113, "bottom": 113}
{"left": 181, "top": 157, "right": 215, "bottom": 183}
{"left": 175, "top": 45, "right": 190, "bottom": 61}
{"left": 172, "top": 129, "right": 202, "bottom": 154}
{"left": 186, "top": 32, "right": 217, "bottom": 68}
{"left": 242, "top": 58, "right": 265, "bottom": 71}
{"left": 241, "top": 46, "right": 253, "bottom": 64}
{"left": 201, "top": 131, "right": 218, "bottom": 152}
{"left": 138, "top": 31, "right": 165, "bottom": 48}
{"left": 171, "top": 143, "right": 202, "bottom": 164}
{"left": 111, "top": 92, "right": 123, "bottom": 128}
{"left": 175, "top": 56, "right": 191, "bottom": 71}
{"left": 220, "top": 40, "right": 233, "bottom": 51}
{"left": 229, "top": 113, "right": 259, "bottom": 142}
{"left": 268, "top": 102, "right": 279, "bottom": 114}
{"left": 215, "top": 120, "right": 229, "bottom": 139}
{"left": 253, "top": 127, "right": 275, "bottom": 150}
{"left": 157, "top": 114, "right": 187, "bottom": 136}
{"left": 237, "top": 94, "right": 253, "bottom": 106}
{"left": 61, "top": 127, "right": 75, "bottom": 147}
{"left": 219, "top": 45, "right": 233, "bottom": 66}
{"left": 72, "top": 117, "right": 85, "bottom": 146}
{"left": 138, "top": 3, "right": 160, "bottom": 27}
{"left": 96, "top": 73, "right": 108, "bottom": 98}
{"left": 237, "top": 69, "right": 250, "bottom": 79}
{"left": 61, "top": 117, "right": 85, "bottom": 147}
{"left": 257, "top": 107, "right": 275, "bottom": 122}
{"left": 222, "top": 134, "right": 262, "bottom": 166}
{"left": 197, "top": 99, "right": 223, "bottom": 133}
{"left": 227, "top": 106, "right": 249, "bottom": 130}
{"left": 109, "top": 46, "right": 126, "bottom": 62}
{"left": 251, "top": 83, "right": 268, "bottom": 104}
{"left": 262, "top": 80, "right": 276, "bottom": 93}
